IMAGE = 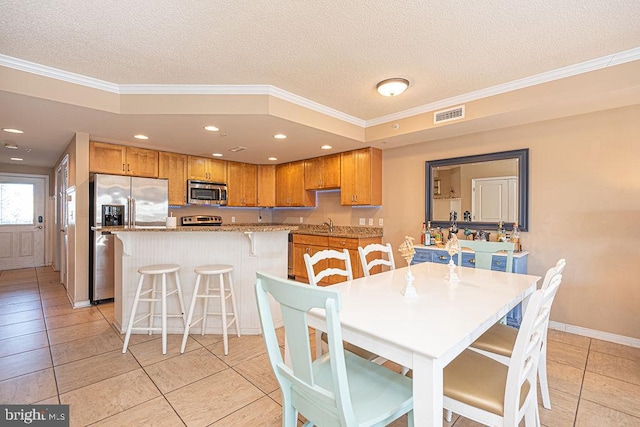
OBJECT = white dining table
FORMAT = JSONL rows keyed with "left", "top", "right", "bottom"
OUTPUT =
{"left": 306, "top": 260, "right": 541, "bottom": 427}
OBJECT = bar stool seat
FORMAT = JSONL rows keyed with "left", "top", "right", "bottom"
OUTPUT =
{"left": 122, "top": 264, "right": 186, "bottom": 355}
{"left": 181, "top": 264, "right": 240, "bottom": 355}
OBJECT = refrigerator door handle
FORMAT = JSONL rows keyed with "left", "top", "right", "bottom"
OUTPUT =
{"left": 131, "top": 198, "right": 136, "bottom": 227}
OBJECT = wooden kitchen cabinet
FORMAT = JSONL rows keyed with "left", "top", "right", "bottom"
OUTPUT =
{"left": 158, "top": 151, "right": 187, "bottom": 206}
{"left": 276, "top": 161, "right": 315, "bottom": 207}
{"left": 304, "top": 153, "right": 341, "bottom": 190}
{"left": 187, "top": 156, "right": 227, "bottom": 182}
{"left": 227, "top": 162, "right": 258, "bottom": 206}
{"left": 340, "top": 147, "right": 382, "bottom": 206}
{"left": 292, "top": 234, "right": 382, "bottom": 286}
{"left": 89, "top": 142, "right": 159, "bottom": 178}
{"left": 257, "top": 165, "right": 276, "bottom": 207}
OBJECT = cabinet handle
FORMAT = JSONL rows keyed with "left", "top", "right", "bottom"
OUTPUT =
{"left": 470, "top": 258, "right": 475, "bottom": 264}
{"left": 438, "top": 255, "right": 447, "bottom": 260}
{"left": 339, "top": 241, "right": 346, "bottom": 246}
{"left": 122, "top": 163, "right": 125, "bottom": 172}
{"left": 127, "top": 164, "right": 131, "bottom": 172}
{"left": 305, "top": 247, "right": 311, "bottom": 254}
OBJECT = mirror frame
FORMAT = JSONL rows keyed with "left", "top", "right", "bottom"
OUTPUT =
{"left": 425, "top": 148, "right": 529, "bottom": 231}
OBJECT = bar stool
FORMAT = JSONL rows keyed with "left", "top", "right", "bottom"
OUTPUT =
{"left": 122, "top": 264, "right": 186, "bottom": 355}
{"left": 180, "top": 264, "right": 240, "bottom": 355}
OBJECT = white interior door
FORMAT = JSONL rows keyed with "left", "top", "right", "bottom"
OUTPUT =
{"left": 472, "top": 176, "right": 517, "bottom": 222}
{"left": 0, "top": 175, "right": 46, "bottom": 270}
{"left": 55, "top": 157, "right": 69, "bottom": 287}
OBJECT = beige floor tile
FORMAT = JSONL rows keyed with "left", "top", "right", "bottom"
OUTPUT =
{"left": 0, "top": 300, "right": 42, "bottom": 316}
{"left": 206, "top": 334, "right": 266, "bottom": 366}
{"left": 128, "top": 335, "right": 202, "bottom": 367}
{"left": 587, "top": 351, "right": 640, "bottom": 386}
{"left": 591, "top": 339, "right": 640, "bottom": 363}
{"left": 268, "top": 389, "right": 283, "bottom": 405}
{"left": 581, "top": 371, "right": 640, "bottom": 418}
{"left": 0, "top": 347, "right": 52, "bottom": 381}
{"left": 43, "top": 303, "right": 81, "bottom": 318}
{"left": 0, "top": 285, "right": 39, "bottom": 296}
{"left": 144, "top": 347, "right": 227, "bottom": 393}
{"left": 45, "top": 307, "right": 105, "bottom": 330}
{"left": 47, "top": 318, "right": 113, "bottom": 346}
{"left": 547, "top": 329, "right": 591, "bottom": 349}
{"left": 0, "top": 331, "right": 49, "bottom": 358}
{"left": 546, "top": 359, "right": 584, "bottom": 396}
{"left": 55, "top": 350, "right": 141, "bottom": 393}
{"left": 0, "top": 318, "right": 46, "bottom": 340}
{"left": 211, "top": 395, "right": 282, "bottom": 426}
{"left": 60, "top": 369, "right": 161, "bottom": 427}
{"left": 0, "top": 308, "right": 43, "bottom": 327}
{"left": 188, "top": 332, "right": 224, "bottom": 347}
{"left": 90, "top": 396, "right": 185, "bottom": 426}
{"left": 41, "top": 295, "right": 72, "bottom": 308}
{"left": 34, "top": 395, "right": 60, "bottom": 405}
{"left": 165, "top": 368, "right": 264, "bottom": 427}
{"left": 51, "top": 330, "right": 124, "bottom": 365}
{"left": 575, "top": 399, "right": 640, "bottom": 427}
{"left": 546, "top": 339, "right": 589, "bottom": 370}
{"left": 538, "top": 386, "right": 579, "bottom": 427}
{"left": 40, "top": 288, "right": 69, "bottom": 300}
{"left": 233, "top": 352, "right": 280, "bottom": 394}
{"left": 0, "top": 368, "right": 57, "bottom": 404}
{"left": 114, "top": 329, "right": 157, "bottom": 346}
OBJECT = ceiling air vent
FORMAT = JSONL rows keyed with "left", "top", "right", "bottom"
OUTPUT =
{"left": 434, "top": 105, "right": 465, "bottom": 124}
{"left": 229, "top": 146, "right": 247, "bottom": 152}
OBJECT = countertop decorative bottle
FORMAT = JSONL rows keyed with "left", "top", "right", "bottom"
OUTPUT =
{"left": 420, "top": 222, "right": 427, "bottom": 245}
{"left": 511, "top": 222, "right": 522, "bottom": 252}
{"left": 428, "top": 221, "right": 435, "bottom": 245}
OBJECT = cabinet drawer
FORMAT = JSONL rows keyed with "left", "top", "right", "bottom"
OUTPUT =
{"left": 328, "top": 237, "right": 359, "bottom": 250}
{"left": 412, "top": 248, "right": 432, "bottom": 264}
{"left": 292, "top": 234, "right": 329, "bottom": 246}
{"left": 432, "top": 250, "right": 456, "bottom": 265}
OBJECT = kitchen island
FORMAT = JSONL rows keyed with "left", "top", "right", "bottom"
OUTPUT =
{"left": 110, "top": 224, "right": 297, "bottom": 335}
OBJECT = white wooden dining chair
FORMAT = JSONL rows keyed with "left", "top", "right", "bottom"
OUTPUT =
{"left": 358, "top": 243, "right": 396, "bottom": 277}
{"left": 457, "top": 240, "right": 515, "bottom": 272}
{"left": 442, "top": 273, "right": 561, "bottom": 427}
{"left": 304, "top": 249, "right": 383, "bottom": 363}
{"left": 255, "top": 271, "right": 414, "bottom": 427}
{"left": 469, "top": 258, "right": 566, "bottom": 410}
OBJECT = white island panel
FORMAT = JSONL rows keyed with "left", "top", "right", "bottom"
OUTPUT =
{"left": 113, "top": 230, "right": 286, "bottom": 335}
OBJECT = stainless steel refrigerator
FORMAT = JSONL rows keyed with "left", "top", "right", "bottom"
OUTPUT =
{"left": 89, "top": 174, "right": 169, "bottom": 303}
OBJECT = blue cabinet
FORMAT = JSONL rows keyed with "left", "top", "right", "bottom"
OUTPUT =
{"left": 412, "top": 245, "right": 530, "bottom": 327}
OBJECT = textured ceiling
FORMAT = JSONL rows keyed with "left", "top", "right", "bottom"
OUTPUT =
{"left": 0, "top": 1, "right": 639, "bottom": 166}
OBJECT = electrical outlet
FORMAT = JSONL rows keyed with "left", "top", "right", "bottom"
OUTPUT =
{"left": 299, "top": 217, "right": 304, "bottom": 223}
{"left": 359, "top": 218, "right": 365, "bottom": 226}
{"left": 231, "top": 216, "right": 236, "bottom": 223}
{"left": 368, "top": 218, "right": 373, "bottom": 226}
{"left": 378, "top": 218, "right": 384, "bottom": 226}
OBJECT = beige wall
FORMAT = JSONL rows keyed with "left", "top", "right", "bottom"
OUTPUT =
{"left": 382, "top": 104, "right": 640, "bottom": 340}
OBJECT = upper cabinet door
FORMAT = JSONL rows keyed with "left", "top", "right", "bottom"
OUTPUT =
{"left": 276, "top": 161, "right": 315, "bottom": 207}
{"left": 126, "top": 147, "right": 159, "bottom": 178}
{"left": 340, "top": 147, "right": 382, "bottom": 206}
{"left": 227, "top": 162, "right": 258, "bottom": 206}
{"left": 89, "top": 141, "right": 127, "bottom": 175}
{"left": 158, "top": 151, "right": 187, "bottom": 206}
{"left": 304, "top": 154, "right": 341, "bottom": 190}
{"left": 257, "top": 165, "right": 276, "bottom": 207}
{"left": 187, "top": 156, "right": 227, "bottom": 182}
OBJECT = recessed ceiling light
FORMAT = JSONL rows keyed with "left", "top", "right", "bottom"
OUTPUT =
{"left": 212, "top": 153, "right": 223, "bottom": 157}
{"left": 10, "top": 157, "right": 23, "bottom": 161}
{"left": 376, "top": 78, "right": 410, "bottom": 97}
{"left": 204, "top": 125, "right": 219, "bottom": 132}
{"left": 268, "top": 157, "right": 278, "bottom": 161}
{"left": 273, "top": 134, "right": 287, "bottom": 139}
{"left": 134, "top": 134, "right": 149, "bottom": 140}
{"left": 321, "top": 145, "right": 332, "bottom": 150}
{"left": 4, "top": 143, "right": 18, "bottom": 149}
{"left": 3, "top": 128, "right": 23, "bottom": 134}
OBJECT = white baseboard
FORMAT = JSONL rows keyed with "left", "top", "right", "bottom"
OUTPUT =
{"left": 549, "top": 321, "right": 640, "bottom": 349}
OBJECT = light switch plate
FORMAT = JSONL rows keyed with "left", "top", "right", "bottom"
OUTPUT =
{"left": 378, "top": 218, "right": 384, "bottom": 226}
{"left": 359, "top": 218, "right": 365, "bottom": 225}
{"left": 299, "top": 217, "right": 304, "bottom": 223}
{"left": 368, "top": 218, "right": 373, "bottom": 226}
{"left": 231, "top": 216, "right": 236, "bottom": 223}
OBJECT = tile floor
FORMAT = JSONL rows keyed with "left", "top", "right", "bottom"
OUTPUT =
{"left": 1, "top": 266, "right": 639, "bottom": 426}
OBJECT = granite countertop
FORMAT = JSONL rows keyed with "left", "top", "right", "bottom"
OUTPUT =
{"left": 291, "top": 224, "right": 383, "bottom": 238}
{"left": 95, "top": 224, "right": 299, "bottom": 233}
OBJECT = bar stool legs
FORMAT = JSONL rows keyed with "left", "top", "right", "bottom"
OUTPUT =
{"left": 181, "top": 264, "right": 240, "bottom": 355}
{"left": 122, "top": 264, "right": 186, "bottom": 355}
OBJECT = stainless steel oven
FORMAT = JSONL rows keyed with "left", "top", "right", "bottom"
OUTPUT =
{"left": 187, "top": 180, "right": 228, "bottom": 205}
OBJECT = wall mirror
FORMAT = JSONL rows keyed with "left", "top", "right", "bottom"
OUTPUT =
{"left": 425, "top": 148, "right": 529, "bottom": 231}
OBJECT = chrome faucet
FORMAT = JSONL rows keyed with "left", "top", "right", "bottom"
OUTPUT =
{"left": 323, "top": 218, "right": 334, "bottom": 233}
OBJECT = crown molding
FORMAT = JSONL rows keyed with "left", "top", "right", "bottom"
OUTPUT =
{"left": 0, "top": 54, "right": 119, "bottom": 93}
{"left": 365, "top": 46, "right": 640, "bottom": 127}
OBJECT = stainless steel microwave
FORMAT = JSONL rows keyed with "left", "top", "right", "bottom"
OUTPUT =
{"left": 187, "top": 180, "right": 228, "bottom": 205}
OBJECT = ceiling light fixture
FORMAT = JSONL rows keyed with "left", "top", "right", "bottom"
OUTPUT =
{"left": 2, "top": 128, "right": 23, "bottom": 134}
{"left": 204, "top": 125, "right": 219, "bottom": 132}
{"left": 212, "top": 153, "right": 223, "bottom": 157}
{"left": 268, "top": 157, "right": 278, "bottom": 161}
{"left": 321, "top": 145, "right": 332, "bottom": 150}
{"left": 273, "top": 134, "right": 287, "bottom": 139}
{"left": 4, "top": 143, "right": 18, "bottom": 149}
{"left": 134, "top": 134, "right": 149, "bottom": 140}
{"left": 376, "top": 78, "right": 410, "bottom": 97}
{"left": 10, "top": 157, "right": 24, "bottom": 161}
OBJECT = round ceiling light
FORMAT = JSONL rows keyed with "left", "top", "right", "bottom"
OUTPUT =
{"left": 376, "top": 78, "right": 410, "bottom": 97}
{"left": 134, "top": 134, "right": 149, "bottom": 140}
{"left": 212, "top": 153, "right": 223, "bottom": 157}
{"left": 273, "top": 134, "right": 287, "bottom": 139}
{"left": 268, "top": 157, "right": 278, "bottom": 161}
{"left": 204, "top": 125, "right": 219, "bottom": 132}
{"left": 2, "top": 128, "right": 24, "bottom": 134}
{"left": 321, "top": 145, "right": 332, "bottom": 150}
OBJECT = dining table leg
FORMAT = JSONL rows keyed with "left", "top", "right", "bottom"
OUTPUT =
{"left": 413, "top": 353, "right": 443, "bottom": 427}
